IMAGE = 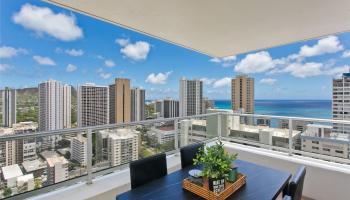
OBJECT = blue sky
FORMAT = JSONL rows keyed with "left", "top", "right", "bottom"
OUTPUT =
{"left": 1, "top": 0, "right": 350, "bottom": 100}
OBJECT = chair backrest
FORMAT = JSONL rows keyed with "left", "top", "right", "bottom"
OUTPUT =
{"left": 288, "top": 166, "right": 306, "bottom": 200}
{"left": 180, "top": 142, "right": 204, "bottom": 168}
{"left": 129, "top": 153, "right": 167, "bottom": 189}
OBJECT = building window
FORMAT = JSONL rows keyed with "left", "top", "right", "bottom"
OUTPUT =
{"left": 322, "top": 148, "right": 330, "bottom": 152}
{"left": 312, "top": 146, "right": 319, "bottom": 150}
{"left": 311, "top": 141, "right": 319, "bottom": 144}
{"left": 335, "top": 150, "right": 344, "bottom": 154}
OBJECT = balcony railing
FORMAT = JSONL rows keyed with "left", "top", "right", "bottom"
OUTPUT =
{"left": 0, "top": 112, "right": 350, "bottom": 199}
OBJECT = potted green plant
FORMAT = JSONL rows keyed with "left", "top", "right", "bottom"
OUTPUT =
{"left": 193, "top": 142, "right": 237, "bottom": 193}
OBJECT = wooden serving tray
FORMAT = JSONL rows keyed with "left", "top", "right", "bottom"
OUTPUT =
{"left": 182, "top": 173, "right": 246, "bottom": 200}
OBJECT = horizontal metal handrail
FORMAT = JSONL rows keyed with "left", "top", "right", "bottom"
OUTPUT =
{"left": 2, "top": 111, "right": 350, "bottom": 141}
{"left": 5, "top": 137, "right": 217, "bottom": 200}
{"left": 0, "top": 112, "right": 219, "bottom": 141}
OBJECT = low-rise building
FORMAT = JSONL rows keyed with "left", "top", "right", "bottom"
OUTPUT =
{"left": 46, "top": 156, "right": 68, "bottom": 185}
{"left": 230, "top": 124, "right": 301, "bottom": 149}
{"left": 17, "top": 174, "right": 34, "bottom": 192}
{"left": 1, "top": 164, "right": 23, "bottom": 188}
{"left": 301, "top": 124, "right": 350, "bottom": 159}
{"left": 22, "top": 159, "right": 46, "bottom": 178}
{"left": 180, "top": 119, "right": 207, "bottom": 146}
{"left": 149, "top": 126, "right": 176, "bottom": 145}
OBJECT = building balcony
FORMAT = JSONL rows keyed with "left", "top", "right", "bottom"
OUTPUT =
{"left": 1, "top": 112, "right": 350, "bottom": 200}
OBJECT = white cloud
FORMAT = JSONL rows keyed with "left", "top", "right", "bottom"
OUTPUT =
{"left": 260, "top": 78, "right": 277, "bottom": 85}
{"left": 104, "top": 59, "right": 116, "bottom": 67}
{"left": 0, "top": 64, "right": 10, "bottom": 72}
{"left": 234, "top": 51, "right": 275, "bottom": 73}
{"left": 115, "top": 38, "right": 130, "bottom": 46}
{"left": 99, "top": 72, "right": 112, "bottom": 79}
{"left": 0, "top": 46, "right": 27, "bottom": 58}
{"left": 210, "top": 55, "right": 236, "bottom": 67}
{"left": 213, "top": 77, "right": 231, "bottom": 88}
{"left": 200, "top": 77, "right": 216, "bottom": 85}
{"left": 65, "top": 49, "right": 84, "bottom": 56}
{"left": 324, "top": 65, "right": 349, "bottom": 77}
{"left": 66, "top": 64, "right": 77, "bottom": 72}
{"left": 13, "top": 4, "right": 83, "bottom": 41}
{"left": 283, "top": 62, "right": 323, "bottom": 78}
{"left": 145, "top": 71, "right": 172, "bottom": 84}
{"left": 120, "top": 41, "right": 150, "bottom": 61}
{"left": 342, "top": 50, "right": 350, "bottom": 58}
{"left": 299, "top": 36, "right": 343, "bottom": 57}
{"left": 96, "top": 68, "right": 112, "bottom": 79}
{"left": 33, "top": 55, "right": 56, "bottom": 66}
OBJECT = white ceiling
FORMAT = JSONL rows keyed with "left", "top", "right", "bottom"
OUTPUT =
{"left": 45, "top": 0, "right": 350, "bottom": 58}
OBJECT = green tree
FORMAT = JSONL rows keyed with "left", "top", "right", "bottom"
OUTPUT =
{"left": 34, "top": 178, "right": 42, "bottom": 189}
{"left": 3, "top": 187, "right": 12, "bottom": 197}
{"left": 64, "top": 151, "right": 71, "bottom": 160}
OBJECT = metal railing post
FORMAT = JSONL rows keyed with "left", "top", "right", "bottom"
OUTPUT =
{"left": 86, "top": 129, "right": 93, "bottom": 185}
{"left": 218, "top": 113, "right": 222, "bottom": 142}
{"left": 174, "top": 119, "right": 179, "bottom": 151}
{"left": 288, "top": 118, "right": 293, "bottom": 156}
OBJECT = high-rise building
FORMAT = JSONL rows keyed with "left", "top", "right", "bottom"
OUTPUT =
{"left": 0, "top": 128, "right": 16, "bottom": 167}
{"left": 70, "top": 134, "right": 87, "bottom": 166}
{"left": 1, "top": 87, "right": 16, "bottom": 127}
{"left": 333, "top": 73, "right": 350, "bottom": 134}
{"left": 179, "top": 78, "right": 203, "bottom": 117}
{"left": 108, "top": 84, "right": 116, "bottom": 124}
{"left": 131, "top": 88, "right": 145, "bottom": 122}
{"left": 163, "top": 99, "right": 179, "bottom": 118}
{"left": 231, "top": 75, "right": 254, "bottom": 113}
{"left": 38, "top": 80, "right": 71, "bottom": 131}
{"left": 77, "top": 84, "right": 109, "bottom": 127}
{"left": 101, "top": 129, "right": 139, "bottom": 166}
{"left": 154, "top": 100, "right": 163, "bottom": 117}
{"left": 63, "top": 85, "right": 71, "bottom": 129}
{"left": 109, "top": 78, "right": 131, "bottom": 124}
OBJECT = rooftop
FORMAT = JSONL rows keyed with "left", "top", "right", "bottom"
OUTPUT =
{"left": 46, "top": 156, "right": 69, "bottom": 167}
{"left": 1, "top": 164, "right": 23, "bottom": 180}
{"left": 22, "top": 159, "right": 47, "bottom": 173}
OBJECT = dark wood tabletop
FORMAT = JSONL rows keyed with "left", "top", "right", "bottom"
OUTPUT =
{"left": 117, "top": 159, "right": 291, "bottom": 200}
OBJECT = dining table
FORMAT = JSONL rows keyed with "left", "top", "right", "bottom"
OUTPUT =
{"left": 117, "top": 159, "right": 291, "bottom": 200}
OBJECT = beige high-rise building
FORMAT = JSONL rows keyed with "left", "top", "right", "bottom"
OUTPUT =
{"left": 231, "top": 75, "right": 254, "bottom": 113}
{"left": 111, "top": 78, "right": 131, "bottom": 123}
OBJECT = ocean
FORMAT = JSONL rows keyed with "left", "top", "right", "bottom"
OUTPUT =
{"left": 214, "top": 100, "right": 332, "bottom": 119}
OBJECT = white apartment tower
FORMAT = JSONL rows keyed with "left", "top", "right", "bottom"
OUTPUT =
{"left": 179, "top": 78, "right": 203, "bottom": 117}
{"left": 77, "top": 84, "right": 109, "bottom": 127}
{"left": 131, "top": 88, "right": 145, "bottom": 122}
{"left": 70, "top": 134, "right": 87, "bottom": 166}
{"left": 333, "top": 73, "right": 350, "bottom": 134}
{"left": 1, "top": 88, "right": 16, "bottom": 127}
{"left": 107, "top": 129, "right": 139, "bottom": 166}
{"left": 38, "top": 80, "right": 71, "bottom": 131}
{"left": 63, "top": 85, "right": 71, "bottom": 129}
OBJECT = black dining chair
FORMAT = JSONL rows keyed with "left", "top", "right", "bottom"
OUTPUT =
{"left": 180, "top": 142, "right": 204, "bottom": 168}
{"left": 129, "top": 153, "right": 167, "bottom": 189}
{"left": 284, "top": 166, "right": 307, "bottom": 200}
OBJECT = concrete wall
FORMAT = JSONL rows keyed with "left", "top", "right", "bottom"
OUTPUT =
{"left": 224, "top": 142, "right": 350, "bottom": 200}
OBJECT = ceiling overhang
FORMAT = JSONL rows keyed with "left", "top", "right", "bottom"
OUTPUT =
{"left": 45, "top": 0, "right": 350, "bottom": 58}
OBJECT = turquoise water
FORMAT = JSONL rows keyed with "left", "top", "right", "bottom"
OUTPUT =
{"left": 214, "top": 100, "right": 332, "bottom": 119}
